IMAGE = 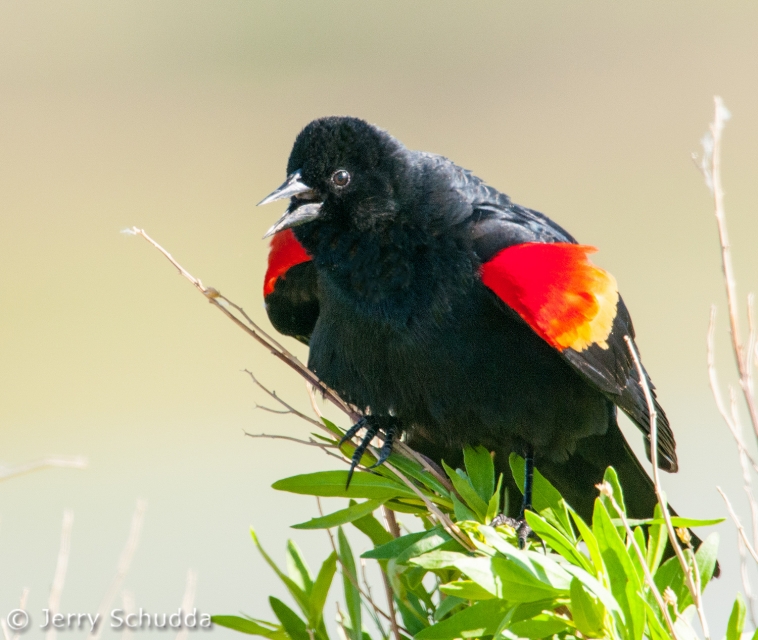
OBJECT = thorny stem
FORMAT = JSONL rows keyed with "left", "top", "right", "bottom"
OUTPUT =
{"left": 625, "top": 336, "right": 710, "bottom": 639}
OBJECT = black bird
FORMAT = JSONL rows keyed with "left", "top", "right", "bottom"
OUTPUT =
{"left": 259, "top": 116, "right": 678, "bottom": 531}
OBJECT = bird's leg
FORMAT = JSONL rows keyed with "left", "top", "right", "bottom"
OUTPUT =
{"left": 368, "top": 421, "right": 398, "bottom": 469}
{"left": 340, "top": 416, "right": 400, "bottom": 488}
{"left": 490, "top": 446, "right": 535, "bottom": 548}
{"left": 521, "top": 446, "right": 534, "bottom": 515}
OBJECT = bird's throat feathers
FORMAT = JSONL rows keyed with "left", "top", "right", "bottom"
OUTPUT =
{"left": 481, "top": 243, "right": 619, "bottom": 352}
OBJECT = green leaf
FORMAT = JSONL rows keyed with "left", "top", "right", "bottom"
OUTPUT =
{"left": 509, "top": 613, "right": 571, "bottom": 638}
{"left": 463, "top": 445, "right": 495, "bottom": 503}
{"left": 629, "top": 526, "right": 647, "bottom": 583}
{"left": 600, "top": 467, "right": 626, "bottom": 538}
{"left": 411, "top": 550, "right": 567, "bottom": 602}
{"left": 395, "top": 597, "right": 428, "bottom": 636}
{"left": 273, "top": 471, "right": 418, "bottom": 501}
{"left": 292, "top": 499, "right": 387, "bottom": 530}
{"left": 338, "top": 527, "right": 362, "bottom": 640}
{"left": 569, "top": 577, "right": 605, "bottom": 637}
{"left": 439, "top": 580, "right": 495, "bottom": 600}
{"left": 654, "top": 532, "right": 719, "bottom": 611}
{"left": 211, "top": 616, "right": 286, "bottom": 639}
{"left": 593, "top": 498, "right": 644, "bottom": 640}
{"left": 646, "top": 503, "right": 667, "bottom": 575}
{"left": 562, "top": 564, "right": 621, "bottom": 615}
{"left": 476, "top": 526, "right": 573, "bottom": 592}
{"left": 286, "top": 541, "right": 314, "bottom": 593}
{"left": 442, "top": 461, "right": 488, "bottom": 521}
{"left": 381, "top": 449, "right": 452, "bottom": 497}
{"left": 622, "top": 516, "right": 725, "bottom": 528}
{"left": 415, "top": 599, "right": 514, "bottom": 639}
{"left": 362, "top": 529, "right": 429, "bottom": 560}
{"left": 269, "top": 597, "right": 309, "bottom": 640}
{"left": 320, "top": 418, "right": 343, "bottom": 437}
{"left": 396, "top": 528, "right": 456, "bottom": 564}
{"left": 524, "top": 511, "right": 593, "bottom": 573}
{"left": 569, "top": 509, "right": 606, "bottom": 577}
{"left": 486, "top": 474, "right": 503, "bottom": 523}
{"left": 451, "top": 493, "right": 479, "bottom": 522}
{"left": 350, "top": 507, "right": 395, "bottom": 547}
{"left": 250, "top": 529, "right": 312, "bottom": 619}
{"left": 726, "top": 594, "right": 746, "bottom": 640}
{"left": 384, "top": 499, "right": 429, "bottom": 515}
{"left": 309, "top": 552, "right": 337, "bottom": 624}
{"left": 641, "top": 600, "right": 672, "bottom": 640}
{"left": 433, "top": 595, "right": 466, "bottom": 621}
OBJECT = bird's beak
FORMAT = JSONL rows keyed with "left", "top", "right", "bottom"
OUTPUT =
{"left": 258, "top": 170, "right": 315, "bottom": 206}
{"left": 258, "top": 170, "right": 324, "bottom": 238}
{"left": 262, "top": 202, "right": 323, "bottom": 238}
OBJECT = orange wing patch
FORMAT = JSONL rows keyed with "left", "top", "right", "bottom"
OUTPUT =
{"left": 480, "top": 243, "right": 619, "bottom": 352}
{"left": 264, "top": 229, "right": 312, "bottom": 297}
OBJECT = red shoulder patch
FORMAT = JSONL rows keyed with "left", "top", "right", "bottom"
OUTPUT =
{"left": 264, "top": 229, "right": 312, "bottom": 297}
{"left": 480, "top": 243, "right": 619, "bottom": 352}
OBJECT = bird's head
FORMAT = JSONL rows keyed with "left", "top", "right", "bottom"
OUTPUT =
{"left": 259, "top": 116, "right": 408, "bottom": 237}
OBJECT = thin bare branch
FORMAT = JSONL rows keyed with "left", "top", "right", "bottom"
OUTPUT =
{"left": 694, "top": 97, "right": 758, "bottom": 441}
{"left": 315, "top": 499, "right": 407, "bottom": 634}
{"left": 359, "top": 558, "right": 389, "bottom": 640}
{"left": 129, "top": 227, "right": 358, "bottom": 421}
{"left": 598, "top": 482, "right": 679, "bottom": 639}
{"left": 88, "top": 500, "right": 147, "bottom": 640}
{"left": 707, "top": 308, "right": 758, "bottom": 473}
{"left": 737, "top": 535, "right": 758, "bottom": 627}
{"left": 175, "top": 570, "right": 198, "bottom": 640}
{"left": 719, "top": 487, "right": 758, "bottom": 565}
{"left": 1, "top": 589, "right": 31, "bottom": 640}
{"left": 306, "top": 383, "right": 325, "bottom": 420}
{"left": 625, "top": 336, "right": 710, "bottom": 638}
{"left": 120, "top": 591, "right": 136, "bottom": 640}
{"left": 132, "top": 227, "right": 460, "bottom": 530}
{"left": 244, "top": 370, "right": 323, "bottom": 428}
{"left": 0, "top": 456, "right": 87, "bottom": 483}
{"left": 46, "top": 510, "right": 74, "bottom": 640}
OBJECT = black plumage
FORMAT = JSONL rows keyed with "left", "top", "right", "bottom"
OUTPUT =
{"left": 261, "top": 116, "right": 679, "bottom": 528}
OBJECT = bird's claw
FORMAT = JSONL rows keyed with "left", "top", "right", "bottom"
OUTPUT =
{"left": 490, "top": 513, "right": 534, "bottom": 549}
{"left": 341, "top": 416, "right": 399, "bottom": 488}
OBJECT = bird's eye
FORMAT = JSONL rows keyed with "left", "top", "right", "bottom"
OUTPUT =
{"left": 331, "top": 169, "right": 351, "bottom": 188}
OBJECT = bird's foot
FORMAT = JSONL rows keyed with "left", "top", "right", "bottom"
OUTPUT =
{"left": 339, "top": 416, "right": 399, "bottom": 488}
{"left": 490, "top": 513, "right": 533, "bottom": 549}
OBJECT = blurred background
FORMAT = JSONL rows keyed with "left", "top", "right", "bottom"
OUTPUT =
{"left": 1, "top": 0, "right": 757, "bottom": 636}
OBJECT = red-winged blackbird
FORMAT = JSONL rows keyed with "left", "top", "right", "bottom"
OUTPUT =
{"left": 259, "top": 116, "right": 678, "bottom": 530}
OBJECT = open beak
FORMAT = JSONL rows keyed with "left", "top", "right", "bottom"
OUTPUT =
{"left": 258, "top": 170, "right": 314, "bottom": 206}
{"left": 258, "top": 170, "right": 324, "bottom": 238}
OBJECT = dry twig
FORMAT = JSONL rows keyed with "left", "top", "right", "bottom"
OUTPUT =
{"left": 88, "top": 500, "right": 147, "bottom": 640}
{"left": 694, "top": 96, "right": 758, "bottom": 440}
{"left": 0, "top": 456, "right": 87, "bottom": 483}
{"left": 625, "top": 336, "right": 710, "bottom": 639}
{"left": 598, "top": 483, "right": 679, "bottom": 639}
{"left": 175, "top": 570, "right": 198, "bottom": 640}
{"left": 46, "top": 510, "right": 75, "bottom": 640}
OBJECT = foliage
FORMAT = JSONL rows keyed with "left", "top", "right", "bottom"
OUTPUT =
{"left": 213, "top": 419, "right": 733, "bottom": 640}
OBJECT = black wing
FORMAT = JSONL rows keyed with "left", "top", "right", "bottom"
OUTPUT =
{"left": 432, "top": 154, "right": 679, "bottom": 472}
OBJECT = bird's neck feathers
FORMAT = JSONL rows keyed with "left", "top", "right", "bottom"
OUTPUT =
{"left": 293, "top": 188, "right": 476, "bottom": 319}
